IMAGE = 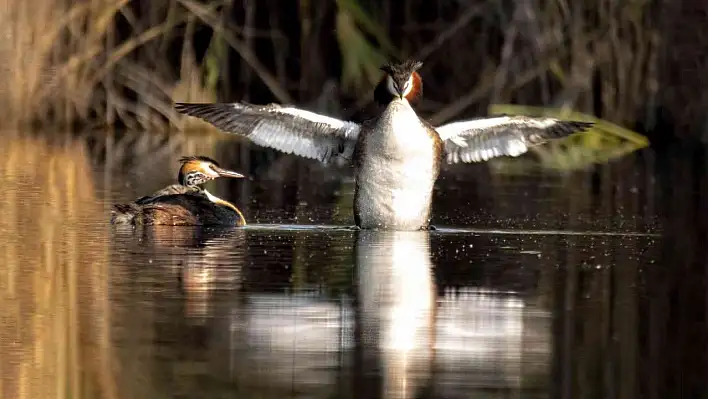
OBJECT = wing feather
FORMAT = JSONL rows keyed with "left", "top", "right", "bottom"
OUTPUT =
{"left": 175, "top": 102, "right": 361, "bottom": 163}
{"left": 134, "top": 184, "right": 201, "bottom": 205}
{"left": 436, "top": 116, "right": 593, "bottom": 164}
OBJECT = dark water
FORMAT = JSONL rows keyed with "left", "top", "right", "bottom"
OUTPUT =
{"left": 1, "top": 132, "right": 706, "bottom": 399}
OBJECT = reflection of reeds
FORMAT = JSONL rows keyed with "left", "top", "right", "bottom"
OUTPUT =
{"left": 0, "top": 135, "right": 118, "bottom": 399}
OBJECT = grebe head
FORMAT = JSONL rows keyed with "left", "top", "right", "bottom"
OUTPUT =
{"left": 177, "top": 155, "right": 244, "bottom": 187}
{"left": 374, "top": 59, "right": 424, "bottom": 105}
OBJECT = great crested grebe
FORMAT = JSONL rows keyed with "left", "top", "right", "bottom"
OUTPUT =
{"left": 174, "top": 60, "right": 593, "bottom": 230}
{"left": 111, "top": 155, "right": 247, "bottom": 226}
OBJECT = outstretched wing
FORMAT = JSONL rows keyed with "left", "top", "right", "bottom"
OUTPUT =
{"left": 436, "top": 116, "right": 593, "bottom": 164}
{"left": 175, "top": 102, "right": 361, "bottom": 163}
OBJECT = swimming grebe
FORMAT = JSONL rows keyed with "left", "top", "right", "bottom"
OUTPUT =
{"left": 111, "top": 155, "right": 247, "bottom": 226}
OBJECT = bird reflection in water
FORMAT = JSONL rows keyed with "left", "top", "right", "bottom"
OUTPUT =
{"left": 354, "top": 230, "right": 436, "bottom": 399}
{"left": 171, "top": 228, "right": 246, "bottom": 324}
{"left": 113, "top": 224, "right": 246, "bottom": 325}
{"left": 230, "top": 230, "right": 550, "bottom": 398}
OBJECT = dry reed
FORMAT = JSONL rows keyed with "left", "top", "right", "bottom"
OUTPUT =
{"left": 0, "top": 0, "right": 676, "bottom": 142}
{"left": 0, "top": 0, "right": 224, "bottom": 132}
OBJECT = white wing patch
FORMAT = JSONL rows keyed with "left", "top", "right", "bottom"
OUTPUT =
{"left": 175, "top": 102, "right": 362, "bottom": 162}
{"left": 436, "top": 115, "right": 592, "bottom": 164}
{"left": 436, "top": 116, "right": 557, "bottom": 141}
{"left": 268, "top": 106, "right": 361, "bottom": 139}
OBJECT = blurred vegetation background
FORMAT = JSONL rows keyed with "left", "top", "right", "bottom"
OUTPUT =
{"left": 1, "top": 2, "right": 707, "bottom": 398}
{"left": 0, "top": 0, "right": 700, "bottom": 148}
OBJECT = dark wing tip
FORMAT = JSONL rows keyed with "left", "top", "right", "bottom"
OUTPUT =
{"left": 174, "top": 102, "right": 223, "bottom": 117}
{"left": 174, "top": 102, "right": 249, "bottom": 135}
{"left": 555, "top": 120, "right": 594, "bottom": 135}
{"left": 173, "top": 102, "right": 193, "bottom": 113}
{"left": 529, "top": 120, "right": 594, "bottom": 143}
{"left": 566, "top": 121, "right": 595, "bottom": 131}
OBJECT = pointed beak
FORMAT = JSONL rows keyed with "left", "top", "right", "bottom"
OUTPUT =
{"left": 395, "top": 85, "right": 405, "bottom": 99}
{"left": 213, "top": 166, "right": 245, "bottom": 179}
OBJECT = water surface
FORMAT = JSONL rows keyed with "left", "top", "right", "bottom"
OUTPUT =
{"left": 0, "top": 132, "right": 704, "bottom": 399}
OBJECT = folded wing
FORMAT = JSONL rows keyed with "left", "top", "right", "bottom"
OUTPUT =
{"left": 436, "top": 116, "right": 593, "bottom": 164}
{"left": 134, "top": 184, "right": 201, "bottom": 205}
{"left": 175, "top": 102, "right": 361, "bottom": 163}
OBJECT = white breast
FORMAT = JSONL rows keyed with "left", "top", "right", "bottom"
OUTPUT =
{"left": 355, "top": 99, "right": 439, "bottom": 229}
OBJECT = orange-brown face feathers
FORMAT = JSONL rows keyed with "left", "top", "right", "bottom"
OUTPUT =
{"left": 177, "top": 155, "right": 244, "bottom": 187}
{"left": 405, "top": 71, "right": 422, "bottom": 102}
{"left": 373, "top": 59, "right": 424, "bottom": 106}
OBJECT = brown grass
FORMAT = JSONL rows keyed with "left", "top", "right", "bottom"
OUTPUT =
{"left": 0, "top": 0, "right": 684, "bottom": 139}
{"left": 0, "top": 134, "right": 119, "bottom": 399}
{"left": 0, "top": 0, "right": 223, "bottom": 132}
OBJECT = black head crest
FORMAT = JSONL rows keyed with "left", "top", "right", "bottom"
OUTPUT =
{"left": 374, "top": 59, "right": 424, "bottom": 105}
{"left": 380, "top": 60, "right": 423, "bottom": 76}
